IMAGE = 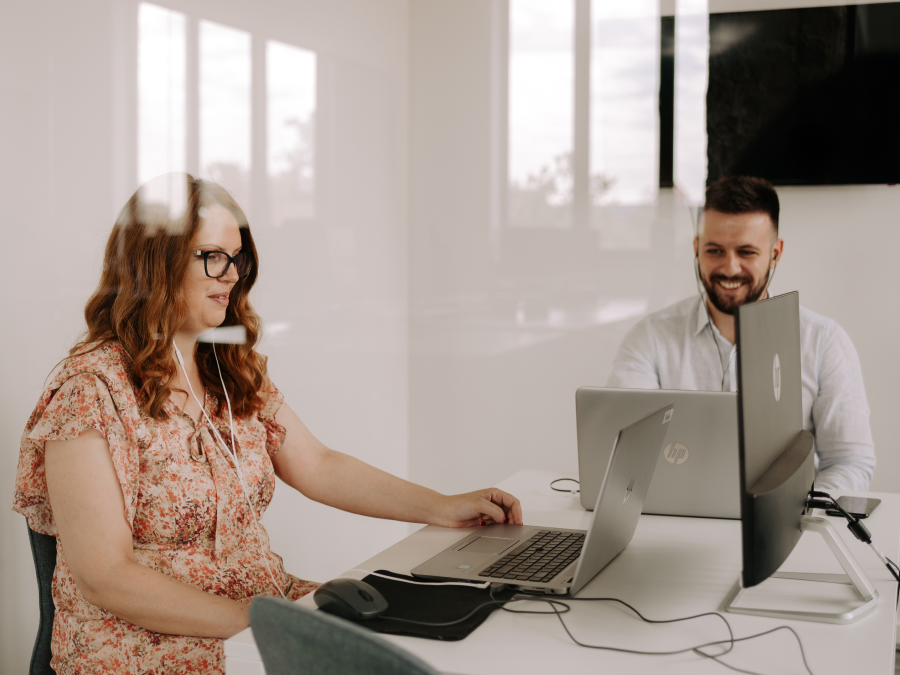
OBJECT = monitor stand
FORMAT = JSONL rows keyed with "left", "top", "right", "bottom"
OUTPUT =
{"left": 723, "top": 515, "right": 878, "bottom": 624}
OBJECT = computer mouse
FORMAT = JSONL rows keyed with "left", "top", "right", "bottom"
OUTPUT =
{"left": 313, "top": 578, "right": 389, "bottom": 621}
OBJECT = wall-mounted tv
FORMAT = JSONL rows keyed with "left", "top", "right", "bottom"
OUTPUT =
{"left": 706, "top": 2, "right": 900, "bottom": 186}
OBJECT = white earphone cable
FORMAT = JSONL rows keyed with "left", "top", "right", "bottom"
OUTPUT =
{"left": 692, "top": 209, "right": 777, "bottom": 393}
{"left": 693, "top": 258, "right": 736, "bottom": 392}
{"left": 174, "top": 339, "right": 287, "bottom": 599}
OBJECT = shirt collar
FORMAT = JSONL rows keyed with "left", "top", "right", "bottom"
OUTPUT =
{"left": 693, "top": 294, "right": 711, "bottom": 337}
{"left": 694, "top": 294, "right": 740, "bottom": 352}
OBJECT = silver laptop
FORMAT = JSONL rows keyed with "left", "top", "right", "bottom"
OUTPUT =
{"left": 577, "top": 388, "right": 739, "bottom": 519}
{"left": 411, "top": 402, "right": 674, "bottom": 596}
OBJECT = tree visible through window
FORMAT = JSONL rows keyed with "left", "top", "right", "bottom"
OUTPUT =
{"left": 507, "top": 0, "right": 672, "bottom": 251}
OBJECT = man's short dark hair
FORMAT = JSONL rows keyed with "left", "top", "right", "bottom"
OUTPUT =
{"left": 704, "top": 176, "right": 780, "bottom": 235}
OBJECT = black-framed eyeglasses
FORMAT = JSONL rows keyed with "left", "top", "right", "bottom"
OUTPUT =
{"left": 193, "top": 249, "right": 253, "bottom": 279}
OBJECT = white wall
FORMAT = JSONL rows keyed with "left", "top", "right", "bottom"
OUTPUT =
{"left": 775, "top": 185, "right": 900, "bottom": 492}
{"left": 0, "top": 1, "right": 409, "bottom": 672}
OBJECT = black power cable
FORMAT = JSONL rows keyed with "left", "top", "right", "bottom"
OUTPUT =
{"left": 808, "top": 490, "right": 900, "bottom": 607}
{"left": 549, "top": 478, "right": 580, "bottom": 494}
{"left": 507, "top": 595, "right": 813, "bottom": 675}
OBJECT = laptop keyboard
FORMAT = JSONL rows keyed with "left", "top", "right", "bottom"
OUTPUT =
{"left": 478, "top": 530, "right": 585, "bottom": 583}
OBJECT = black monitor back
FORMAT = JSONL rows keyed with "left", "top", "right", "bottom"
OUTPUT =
{"left": 735, "top": 291, "right": 815, "bottom": 587}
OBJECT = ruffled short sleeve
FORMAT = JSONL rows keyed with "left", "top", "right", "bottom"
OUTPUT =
{"left": 257, "top": 379, "right": 287, "bottom": 456}
{"left": 14, "top": 373, "right": 141, "bottom": 536}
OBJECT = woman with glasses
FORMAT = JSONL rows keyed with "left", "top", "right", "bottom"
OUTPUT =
{"left": 13, "top": 174, "right": 522, "bottom": 675}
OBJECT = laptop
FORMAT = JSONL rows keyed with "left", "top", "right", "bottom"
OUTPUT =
{"left": 577, "top": 388, "right": 740, "bottom": 519}
{"left": 411, "top": 402, "right": 674, "bottom": 596}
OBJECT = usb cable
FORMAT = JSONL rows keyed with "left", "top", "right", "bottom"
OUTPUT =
{"left": 807, "top": 490, "right": 900, "bottom": 604}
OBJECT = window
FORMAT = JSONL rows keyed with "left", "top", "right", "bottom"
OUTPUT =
{"left": 590, "top": 1, "right": 659, "bottom": 249}
{"left": 506, "top": 0, "right": 708, "bottom": 248}
{"left": 507, "top": 0, "right": 574, "bottom": 230}
{"left": 674, "top": 0, "right": 709, "bottom": 207}
{"left": 199, "top": 20, "right": 252, "bottom": 209}
{"left": 138, "top": 3, "right": 186, "bottom": 186}
{"left": 137, "top": 3, "right": 317, "bottom": 224}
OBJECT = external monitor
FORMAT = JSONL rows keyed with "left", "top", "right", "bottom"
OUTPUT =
{"left": 734, "top": 291, "right": 812, "bottom": 587}
{"left": 726, "top": 291, "right": 877, "bottom": 623}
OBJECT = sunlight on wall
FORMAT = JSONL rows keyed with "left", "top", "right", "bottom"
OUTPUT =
{"left": 199, "top": 20, "right": 252, "bottom": 209}
{"left": 138, "top": 4, "right": 186, "bottom": 185}
{"left": 138, "top": 3, "right": 317, "bottom": 227}
{"left": 267, "top": 41, "right": 316, "bottom": 226}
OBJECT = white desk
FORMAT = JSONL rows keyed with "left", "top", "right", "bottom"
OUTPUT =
{"left": 226, "top": 469, "right": 900, "bottom": 675}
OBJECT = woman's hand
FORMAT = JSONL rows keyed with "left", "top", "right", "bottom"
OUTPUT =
{"left": 428, "top": 488, "right": 524, "bottom": 528}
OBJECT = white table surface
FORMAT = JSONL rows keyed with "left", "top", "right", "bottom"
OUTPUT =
{"left": 226, "top": 469, "right": 900, "bottom": 675}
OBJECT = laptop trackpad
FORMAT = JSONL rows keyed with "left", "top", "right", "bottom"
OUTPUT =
{"left": 459, "top": 537, "right": 517, "bottom": 554}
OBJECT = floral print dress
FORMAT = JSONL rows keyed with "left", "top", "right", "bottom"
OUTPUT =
{"left": 13, "top": 343, "right": 317, "bottom": 674}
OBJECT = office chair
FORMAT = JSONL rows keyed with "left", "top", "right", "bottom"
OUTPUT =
{"left": 249, "top": 597, "right": 440, "bottom": 675}
{"left": 27, "top": 523, "right": 57, "bottom": 675}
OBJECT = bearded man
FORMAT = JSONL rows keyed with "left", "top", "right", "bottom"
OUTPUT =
{"left": 606, "top": 176, "right": 874, "bottom": 491}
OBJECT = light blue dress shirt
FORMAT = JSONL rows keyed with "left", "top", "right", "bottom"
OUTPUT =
{"left": 607, "top": 295, "right": 875, "bottom": 492}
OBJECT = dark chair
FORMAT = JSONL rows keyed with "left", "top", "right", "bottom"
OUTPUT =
{"left": 249, "top": 597, "right": 440, "bottom": 675}
{"left": 27, "top": 523, "right": 57, "bottom": 675}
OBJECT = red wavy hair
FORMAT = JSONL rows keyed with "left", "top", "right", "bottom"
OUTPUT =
{"left": 73, "top": 173, "right": 267, "bottom": 419}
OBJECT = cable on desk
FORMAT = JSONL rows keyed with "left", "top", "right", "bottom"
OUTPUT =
{"left": 507, "top": 594, "right": 735, "bottom": 655}
{"left": 378, "top": 584, "right": 815, "bottom": 675}
{"left": 808, "top": 490, "right": 900, "bottom": 608}
{"left": 691, "top": 625, "right": 813, "bottom": 675}
{"left": 549, "top": 478, "right": 580, "bottom": 494}
{"left": 506, "top": 595, "right": 814, "bottom": 675}
{"left": 351, "top": 490, "right": 898, "bottom": 673}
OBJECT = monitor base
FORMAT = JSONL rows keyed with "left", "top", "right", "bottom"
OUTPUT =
{"left": 723, "top": 515, "right": 878, "bottom": 624}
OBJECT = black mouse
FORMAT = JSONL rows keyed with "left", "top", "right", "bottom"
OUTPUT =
{"left": 313, "top": 578, "right": 389, "bottom": 621}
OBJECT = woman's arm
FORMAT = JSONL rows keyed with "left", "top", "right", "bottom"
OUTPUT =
{"left": 45, "top": 429, "right": 250, "bottom": 638}
{"left": 272, "top": 403, "right": 523, "bottom": 527}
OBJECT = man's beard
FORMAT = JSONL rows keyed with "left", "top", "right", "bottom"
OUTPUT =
{"left": 700, "top": 271, "right": 769, "bottom": 315}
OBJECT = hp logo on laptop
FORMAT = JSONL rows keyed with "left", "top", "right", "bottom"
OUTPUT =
{"left": 623, "top": 477, "right": 635, "bottom": 504}
{"left": 663, "top": 442, "right": 689, "bottom": 465}
{"left": 773, "top": 354, "right": 781, "bottom": 402}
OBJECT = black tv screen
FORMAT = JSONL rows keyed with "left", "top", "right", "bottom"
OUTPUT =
{"left": 706, "top": 2, "right": 900, "bottom": 186}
